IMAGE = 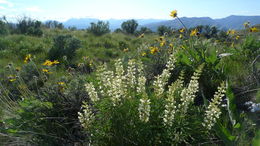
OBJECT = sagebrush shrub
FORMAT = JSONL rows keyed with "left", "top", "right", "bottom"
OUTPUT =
{"left": 48, "top": 35, "right": 81, "bottom": 61}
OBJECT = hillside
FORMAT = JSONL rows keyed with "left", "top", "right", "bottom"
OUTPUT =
{"left": 63, "top": 15, "right": 260, "bottom": 31}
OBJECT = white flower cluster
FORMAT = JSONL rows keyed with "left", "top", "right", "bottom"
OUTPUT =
{"left": 163, "top": 73, "right": 184, "bottom": 126}
{"left": 203, "top": 82, "right": 226, "bottom": 130}
{"left": 126, "top": 59, "right": 137, "bottom": 89}
{"left": 153, "top": 51, "right": 177, "bottom": 98}
{"left": 179, "top": 64, "right": 204, "bottom": 114}
{"left": 96, "top": 64, "right": 114, "bottom": 96}
{"left": 85, "top": 82, "right": 99, "bottom": 102}
{"left": 137, "top": 76, "right": 147, "bottom": 95}
{"left": 78, "top": 102, "right": 95, "bottom": 130}
{"left": 96, "top": 60, "right": 127, "bottom": 106}
{"left": 138, "top": 97, "right": 151, "bottom": 123}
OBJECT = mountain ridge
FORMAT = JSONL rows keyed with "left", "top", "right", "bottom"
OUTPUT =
{"left": 63, "top": 15, "right": 260, "bottom": 31}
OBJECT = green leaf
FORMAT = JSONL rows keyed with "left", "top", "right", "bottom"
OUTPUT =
{"left": 215, "top": 122, "right": 236, "bottom": 145}
{"left": 234, "top": 123, "right": 241, "bottom": 129}
{"left": 7, "top": 129, "right": 18, "bottom": 134}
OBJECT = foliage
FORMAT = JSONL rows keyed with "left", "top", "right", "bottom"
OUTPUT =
{"left": 17, "top": 17, "right": 43, "bottom": 36}
{"left": 0, "top": 19, "right": 9, "bottom": 35}
{"left": 121, "top": 19, "right": 138, "bottom": 34}
{"left": 157, "top": 25, "right": 172, "bottom": 36}
{"left": 0, "top": 14, "right": 259, "bottom": 145}
{"left": 88, "top": 21, "right": 110, "bottom": 36}
{"left": 48, "top": 35, "right": 81, "bottom": 61}
{"left": 78, "top": 56, "right": 229, "bottom": 145}
{"left": 44, "top": 20, "right": 64, "bottom": 29}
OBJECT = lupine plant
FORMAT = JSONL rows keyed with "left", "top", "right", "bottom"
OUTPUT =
{"left": 78, "top": 47, "right": 228, "bottom": 145}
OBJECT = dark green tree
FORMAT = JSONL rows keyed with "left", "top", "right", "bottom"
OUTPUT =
{"left": 121, "top": 19, "right": 138, "bottom": 34}
{"left": 0, "top": 20, "right": 9, "bottom": 35}
{"left": 17, "top": 17, "right": 43, "bottom": 36}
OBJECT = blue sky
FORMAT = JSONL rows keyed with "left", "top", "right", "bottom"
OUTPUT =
{"left": 0, "top": 0, "right": 260, "bottom": 21}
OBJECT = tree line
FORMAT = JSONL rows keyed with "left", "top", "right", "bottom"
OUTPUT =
{"left": 0, "top": 16, "right": 228, "bottom": 39}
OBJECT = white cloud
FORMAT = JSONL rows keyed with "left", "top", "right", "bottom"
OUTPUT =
{"left": 0, "top": 5, "right": 7, "bottom": 9}
{"left": 25, "top": 6, "right": 42, "bottom": 12}
{"left": 0, "top": 0, "right": 14, "bottom": 7}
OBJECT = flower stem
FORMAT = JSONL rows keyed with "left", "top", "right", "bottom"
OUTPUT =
{"left": 177, "top": 17, "right": 188, "bottom": 30}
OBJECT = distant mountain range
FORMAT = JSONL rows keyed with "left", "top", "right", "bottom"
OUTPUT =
{"left": 63, "top": 15, "right": 260, "bottom": 31}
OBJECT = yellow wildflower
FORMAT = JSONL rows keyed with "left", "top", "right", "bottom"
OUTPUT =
{"left": 8, "top": 75, "right": 16, "bottom": 82}
{"left": 42, "top": 60, "right": 59, "bottom": 66}
{"left": 15, "top": 67, "right": 21, "bottom": 72}
{"left": 138, "top": 33, "right": 144, "bottom": 38}
{"left": 42, "top": 69, "right": 52, "bottom": 74}
{"left": 42, "top": 60, "right": 53, "bottom": 66}
{"left": 57, "top": 82, "right": 65, "bottom": 85}
{"left": 236, "top": 35, "right": 240, "bottom": 40}
{"left": 169, "top": 43, "right": 173, "bottom": 48}
{"left": 179, "top": 28, "right": 185, "bottom": 33}
{"left": 160, "top": 41, "right": 166, "bottom": 47}
{"left": 190, "top": 29, "right": 199, "bottom": 36}
{"left": 170, "top": 10, "right": 177, "bottom": 18}
{"left": 179, "top": 34, "right": 183, "bottom": 38}
{"left": 141, "top": 52, "right": 147, "bottom": 56}
{"left": 150, "top": 47, "right": 159, "bottom": 54}
{"left": 226, "top": 29, "right": 236, "bottom": 35}
{"left": 250, "top": 27, "right": 259, "bottom": 32}
{"left": 123, "top": 48, "right": 129, "bottom": 52}
{"left": 52, "top": 60, "right": 60, "bottom": 65}
{"left": 24, "top": 54, "right": 32, "bottom": 63}
{"left": 89, "top": 60, "right": 93, "bottom": 66}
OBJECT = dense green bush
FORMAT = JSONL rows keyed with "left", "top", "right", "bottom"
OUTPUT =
{"left": 88, "top": 21, "right": 110, "bottom": 36}
{"left": 48, "top": 35, "right": 81, "bottom": 61}
{"left": 157, "top": 25, "right": 172, "bottom": 36}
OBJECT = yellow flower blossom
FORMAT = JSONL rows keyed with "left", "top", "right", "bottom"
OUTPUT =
{"left": 190, "top": 29, "right": 199, "bottom": 36}
{"left": 169, "top": 43, "right": 173, "bottom": 48}
{"left": 141, "top": 52, "right": 147, "bottom": 56}
{"left": 150, "top": 47, "right": 159, "bottom": 54}
{"left": 57, "top": 82, "right": 65, "bottom": 85}
{"left": 138, "top": 33, "right": 144, "bottom": 38}
{"left": 42, "top": 60, "right": 53, "bottom": 66}
{"left": 179, "top": 28, "right": 185, "bottom": 33}
{"left": 42, "top": 69, "right": 52, "bottom": 74}
{"left": 52, "top": 60, "right": 60, "bottom": 64}
{"left": 8, "top": 75, "right": 16, "bottom": 82}
{"left": 160, "top": 41, "right": 166, "bottom": 47}
{"left": 15, "top": 67, "right": 21, "bottom": 72}
{"left": 226, "top": 29, "right": 236, "bottom": 35}
{"left": 170, "top": 10, "right": 177, "bottom": 18}
{"left": 250, "top": 27, "right": 259, "bottom": 32}
{"left": 179, "top": 34, "right": 183, "bottom": 38}
{"left": 24, "top": 54, "right": 32, "bottom": 63}
{"left": 123, "top": 48, "right": 129, "bottom": 52}
{"left": 236, "top": 35, "right": 240, "bottom": 40}
{"left": 42, "top": 60, "right": 59, "bottom": 66}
